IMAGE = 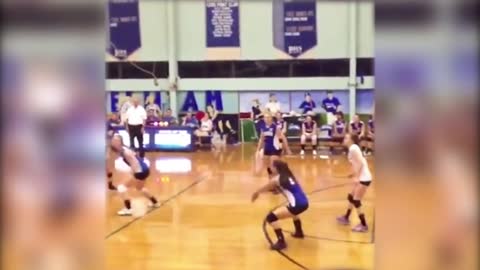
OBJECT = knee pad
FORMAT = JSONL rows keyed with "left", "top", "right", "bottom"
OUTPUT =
{"left": 352, "top": 199, "right": 362, "bottom": 208}
{"left": 347, "top": 193, "right": 354, "bottom": 203}
{"left": 107, "top": 172, "right": 113, "bottom": 178}
{"left": 266, "top": 212, "right": 278, "bottom": 223}
{"left": 117, "top": 184, "right": 127, "bottom": 193}
{"left": 267, "top": 167, "right": 273, "bottom": 176}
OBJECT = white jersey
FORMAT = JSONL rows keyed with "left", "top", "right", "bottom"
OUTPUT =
{"left": 348, "top": 144, "right": 372, "bottom": 182}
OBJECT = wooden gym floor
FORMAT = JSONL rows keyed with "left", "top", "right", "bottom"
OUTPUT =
{"left": 106, "top": 144, "right": 375, "bottom": 270}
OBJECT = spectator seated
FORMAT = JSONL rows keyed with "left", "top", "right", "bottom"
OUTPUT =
{"left": 194, "top": 112, "right": 213, "bottom": 149}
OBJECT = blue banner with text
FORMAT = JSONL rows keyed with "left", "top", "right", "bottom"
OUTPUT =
{"left": 206, "top": 0, "right": 240, "bottom": 47}
{"left": 108, "top": 0, "right": 141, "bottom": 59}
{"left": 273, "top": 0, "right": 317, "bottom": 58}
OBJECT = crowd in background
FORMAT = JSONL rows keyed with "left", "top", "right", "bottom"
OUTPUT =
{"left": 106, "top": 91, "right": 374, "bottom": 153}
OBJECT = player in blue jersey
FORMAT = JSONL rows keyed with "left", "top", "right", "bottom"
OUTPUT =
{"left": 251, "top": 160, "right": 309, "bottom": 250}
{"left": 256, "top": 113, "right": 291, "bottom": 180}
{"left": 109, "top": 134, "right": 159, "bottom": 216}
{"left": 298, "top": 93, "right": 316, "bottom": 114}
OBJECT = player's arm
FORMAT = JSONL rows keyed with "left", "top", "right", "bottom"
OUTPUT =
{"left": 251, "top": 176, "right": 279, "bottom": 202}
{"left": 256, "top": 132, "right": 264, "bottom": 153}
{"left": 301, "top": 122, "right": 306, "bottom": 135}
{"left": 349, "top": 150, "right": 363, "bottom": 182}
{"left": 125, "top": 151, "right": 142, "bottom": 172}
{"left": 359, "top": 122, "right": 366, "bottom": 137}
{"left": 276, "top": 126, "right": 291, "bottom": 154}
{"left": 282, "top": 122, "right": 287, "bottom": 134}
{"left": 332, "top": 122, "right": 338, "bottom": 136}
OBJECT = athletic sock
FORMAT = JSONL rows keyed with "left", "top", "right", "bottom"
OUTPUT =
{"left": 108, "top": 181, "right": 116, "bottom": 190}
{"left": 359, "top": 213, "right": 367, "bottom": 226}
{"left": 274, "top": 228, "right": 285, "bottom": 242}
{"left": 345, "top": 208, "right": 352, "bottom": 219}
{"left": 293, "top": 219, "right": 303, "bottom": 234}
{"left": 124, "top": 200, "right": 131, "bottom": 209}
{"left": 150, "top": 196, "right": 158, "bottom": 204}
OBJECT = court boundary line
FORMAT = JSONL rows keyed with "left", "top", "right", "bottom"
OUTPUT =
{"left": 262, "top": 182, "right": 375, "bottom": 270}
{"left": 105, "top": 176, "right": 207, "bottom": 239}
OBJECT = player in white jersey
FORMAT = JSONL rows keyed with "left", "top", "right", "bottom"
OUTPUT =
{"left": 336, "top": 133, "right": 372, "bottom": 232}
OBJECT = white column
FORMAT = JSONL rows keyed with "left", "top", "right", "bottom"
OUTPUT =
{"left": 348, "top": 1, "right": 357, "bottom": 118}
{"left": 167, "top": 0, "right": 178, "bottom": 113}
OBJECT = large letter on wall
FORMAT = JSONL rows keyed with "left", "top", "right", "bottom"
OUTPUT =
{"left": 206, "top": 91, "right": 224, "bottom": 110}
{"left": 108, "top": 0, "right": 141, "bottom": 59}
{"left": 273, "top": 0, "right": 317, "bottom": 58}
{"left": 182, "top": 91, "right": 199, "bottom": 112}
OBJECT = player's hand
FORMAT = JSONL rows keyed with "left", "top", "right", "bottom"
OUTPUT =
{"left": 251, "top": 192, "right": 259, "bottom": 202}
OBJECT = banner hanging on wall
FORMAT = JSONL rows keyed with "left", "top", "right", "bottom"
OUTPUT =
{"left": 273, "top": 0, "right": 317, "bottom": 58}
{"left": 107, "top": 0, "right": 141, "bottom": 59}
{"left": 206, "top": 0, "right": 240, "bottom": 47}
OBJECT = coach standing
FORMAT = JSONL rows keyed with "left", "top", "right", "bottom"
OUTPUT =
{"left": 125, "top": 97, "right": 147, "bottom": 157}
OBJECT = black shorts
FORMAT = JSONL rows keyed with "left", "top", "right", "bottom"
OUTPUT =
{"left": 360, "top": 181, "right": 371, "bottom": 187}
{"left": 287, "top": 203, "right": 309, "bottom": 216}
{"left": 134, "top": 168, "right": 150, "bottom": 181}
{"left": 264, "top": 148, "right": 282, "bottom": 156}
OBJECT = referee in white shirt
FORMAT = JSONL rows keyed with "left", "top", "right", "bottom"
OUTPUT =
{"left": 125, "top": 97, "right": 147, "bottom": 157}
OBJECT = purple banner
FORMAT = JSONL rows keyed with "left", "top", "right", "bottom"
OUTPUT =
{"left": 273, "top": 0, "right": 317, "bottom": 58}
{"left": 108, "top": 0, "right": 141, "bottom": 59}
{"left": 206, "top": 0, "right": 240, "bottom": 47}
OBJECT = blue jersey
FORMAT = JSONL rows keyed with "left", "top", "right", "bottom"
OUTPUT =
{"left": 368, "top": 119, "right": 374, "bottom": 134}
{"left": 120, "top": 147, "right": 148, "bottom": 173}
{"left": 262, "top": 123, "right": 281, "bottom": 151}
{"left": 303, "top": 121, "right": 315, "bottom": 133}
{"left": 350, "top": 121, "right": 364, "bottom": 135}
{"left": 278, "top": 174, "right": 308, "bottom": 207}
{"left": 335, "top": 120, "right": 346, "bottom": 134}
{"left": 299, "top": 101, "right": 316, "bottom": 114}
{"left": 322, "top": 97, "right": 340, "bottom": 113}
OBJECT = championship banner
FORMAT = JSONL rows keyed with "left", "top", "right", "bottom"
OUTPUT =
{"left": 206, "top": 0, "right": 240, "bottom": 47}
{"left": 273, "top": 0, "right": 317, "bottom": 58}
{"left": 107, "top": 0, "right": 141, "bottom": 59}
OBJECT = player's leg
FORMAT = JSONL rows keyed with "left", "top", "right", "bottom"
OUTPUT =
{"left": 352, "top": 183, "right": 369, "bottom": 232}
{"left": 116, "top": 179, "right": 135, "bottom": 216}
{"left": 366, "top": 135, "right": 374, "bottom": 155}
{"left": 266, "top": 206, "right": 295, "bottom": 250}
{"left": 300, "top": 134, "right": 307, "bottom": 155}
{"left": 337, "top": 184, "right": 358, "bottom": 225}
{"left": 311, "top": 134, "right": 318, "bottom": 155}
{"left": 106, "top": 150, "right": 116, "bottom": 190}
{"left": 134, "top": 178, "right": 159, "bottom": 208}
